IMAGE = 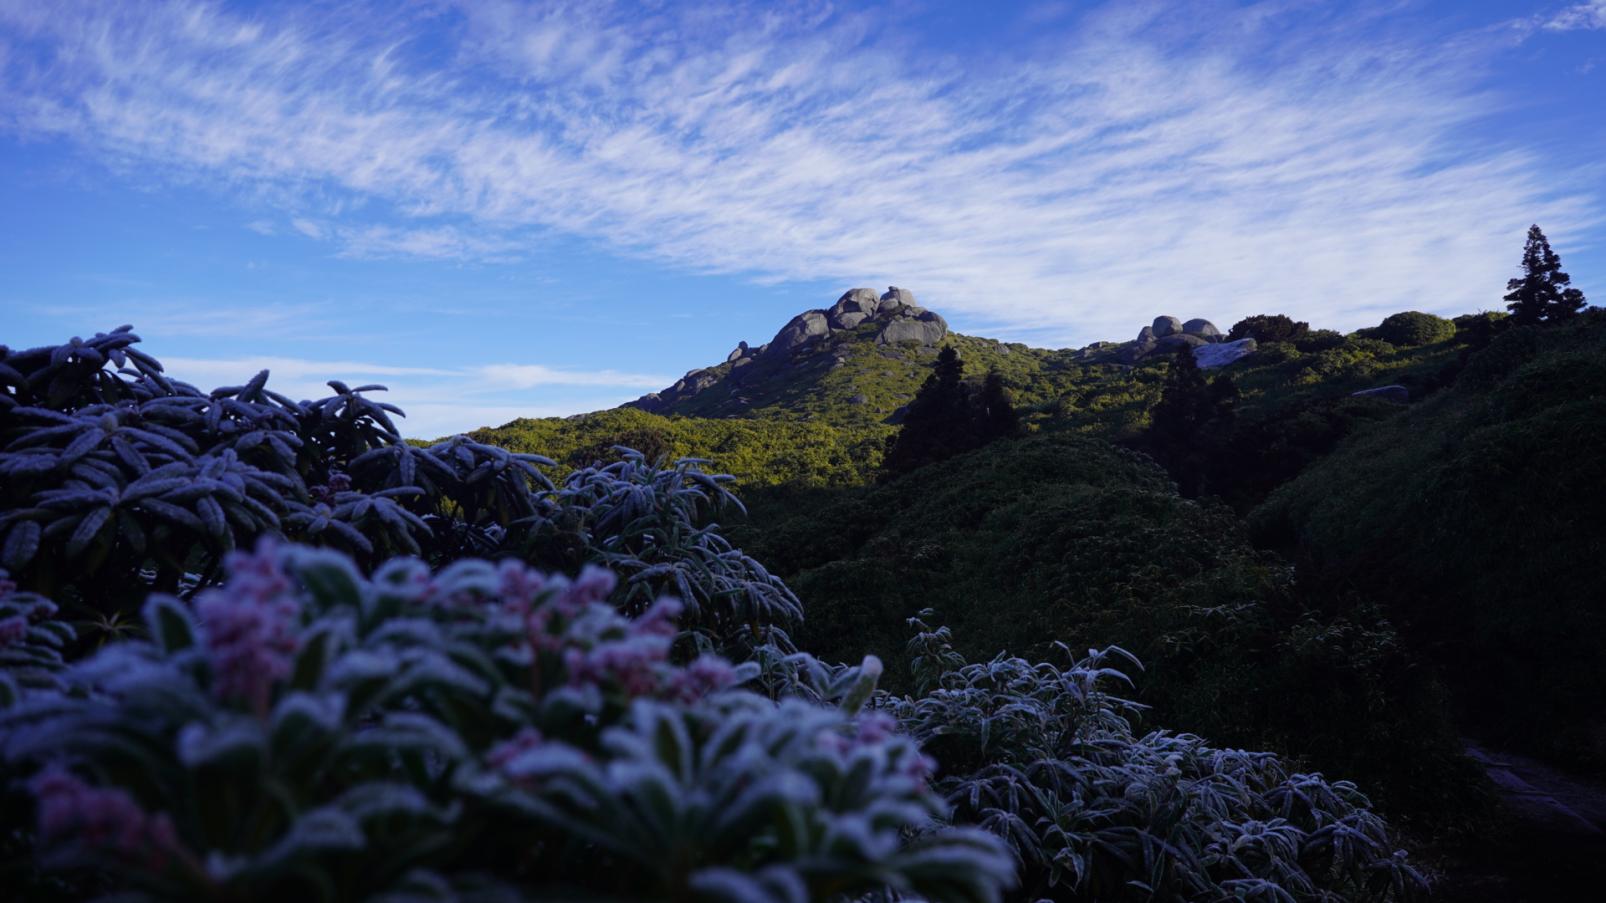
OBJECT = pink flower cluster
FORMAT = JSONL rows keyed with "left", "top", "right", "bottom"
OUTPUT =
{"left": 564, "top": 636, "right": 668, "bottom": 697}
{"left": 820, "top": 711, "right": 936, "bottom": 787}
{"left": 0, "top": 614, "right": 26, "bottom": 647}
{"left": 668, "top": 655, "right": 740, "bottom": 703}
{"left": 31, "top": 768, "right": 180, "bottom": 869}
{"left": 487, "top": 726, "right": 546, "bottom": 771}
{"left": 196, "top": 541, "right": 300, "bottom": 712}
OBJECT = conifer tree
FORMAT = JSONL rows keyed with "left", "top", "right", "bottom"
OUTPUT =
{"left": 882, "top": 347, "right": 971, "bottom": 475}
{"left": 1150, "top": 343, "right": 1211, "bottom": 449}
{"left": 976, "top": 370, "right": 1022, "bottom": 441}
{"left": 1505, "top": 224, "right": 1587, "bottom": 326}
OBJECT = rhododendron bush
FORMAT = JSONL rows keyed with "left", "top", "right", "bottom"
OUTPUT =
{"left": 0, "top": 545, "right": 1008, "bottom": 901}
{"left": 1, "top": 329, "right": 1424, "bottom": 901}
{"left": 0, "top": 328, "right": 795, "bottom": 655}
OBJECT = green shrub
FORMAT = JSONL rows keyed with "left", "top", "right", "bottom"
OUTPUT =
{"left": 1253, "top": 310, "right": 1606, "bottom": 767}
{"left": 891, "top": 613, "right": 1427, "bottom": 901}
{"left": 741, "top": 433, "right": 1466, "bottom": 813}
{"left": 1294, "top": 329, "right": 1346, "bottom": 352}
{"left": 1371, "top": 312, "right": 1456, "bottom": 347}
{"left": 1228, "top": 314, "right": 1310, "bottom": 344}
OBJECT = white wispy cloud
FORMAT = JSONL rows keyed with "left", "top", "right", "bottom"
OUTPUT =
{"left": 478, "top": 363, "right": 672, "bottom": 390}
{"left": 1546, "top": 1, "right": 1606, "bottom": 30}
{"left": 34, "top": 300, "right": 336, "bottom": 340}
{"left": 0, "top": 0, "right": 1596, "bottom": 343}
{"left": 154, "top": 354, "right": 669, "bottom": 437}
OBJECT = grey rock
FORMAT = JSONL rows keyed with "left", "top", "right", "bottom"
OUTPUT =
{"left": 1117, "top": 340, "right": 1156, "bottom": 365}
{"left": 876, "top": 309, "right": 948, "bottom": 346}
{"left": 1351, "top": 384, "right": 1410, "bottom": 403}
{"left": 1182, "top": 318, "right": 1222, "bottom": 341}
{"left": 1137, "top": 325, "right": 1156, "bottom": 343}
{"left": 1153, "top": 316, "right": 1183, "bottom": 337}
{"left": 1155, "top": 333, "right": 1208, "bottom": 352}
{"left": 849, "top": 394, "right": 869, "bottom": 405}
{"left": 726, "top": 341, "right": 749, "bottom": 363}
{"left": 829, "top": 310, "right": 868, "bottom": 330}
{"left": 1194, "top": 337, "right": 1257, "bottom": 369}
{"left": 769, "top": 310, "right": 830, "bottom": 354}
{"left": 880, "top": 285, "right": 917, "bottom": 308}
{"left": 835, "top": 288, "right": 880, "bottom": 314}
{"left": 829, "top": 288, "right": 880, "bottom": 328}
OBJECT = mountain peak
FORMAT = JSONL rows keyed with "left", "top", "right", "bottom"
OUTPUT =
{"left": 628, "top": 287, "right": 949, "bottom": 416}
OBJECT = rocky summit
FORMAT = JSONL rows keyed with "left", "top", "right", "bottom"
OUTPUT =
{"left": 1064, "top": 314, "right": 1255, "bottom": 369}
{"left": 629, "top": 287, "right": 949, "bottom": 416}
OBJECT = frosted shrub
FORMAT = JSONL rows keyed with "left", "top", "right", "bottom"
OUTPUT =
{"left": 524, "top": 449, "right": 804, "bottom": 653}
{"left": 0, "top": 329, "right": 797, "bottom": 651}
{"left": 891, "top": 612, "right": 1426, "bottom": 902}
{"left": 0, "top": 545, "right": 1013, "bottom": 902}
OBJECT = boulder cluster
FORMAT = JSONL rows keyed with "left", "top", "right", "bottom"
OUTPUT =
{"left": 632, "top": 287, "right": 948, "bottom": 413}
{"left": 756, "top": 287, "right": 948, "bottom": 358}
{"left": 1100, "top": 316, "right": 1256, "bottom": 369}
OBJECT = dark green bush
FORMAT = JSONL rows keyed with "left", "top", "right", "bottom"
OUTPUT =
{"left": 1371, "top": 311, "right": 1456, "bottom": 347}
{"left": 1295, "top": 329, "right": 1346, "bottom": 352}
{"left": 1253, "top": 310, "right": 1606, "bottom": 767}
{"left": 742, "top": 432, "right": 1467, "bottom": 813}
{"left": 1229, "top": 314, "right": 1310, "bottom": 344}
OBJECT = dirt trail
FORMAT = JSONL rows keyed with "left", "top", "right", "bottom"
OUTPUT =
{"left": 1433, "top": 743, "right": 1606, "bottom": 900}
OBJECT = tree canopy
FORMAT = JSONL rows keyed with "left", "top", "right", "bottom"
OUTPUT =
{"left": 1505, "top": 224, "right": 1587, "bottom": 326}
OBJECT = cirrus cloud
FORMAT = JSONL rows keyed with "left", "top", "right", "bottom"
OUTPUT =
{"left": 0, "top": 0, "right": 1597, "bottom": 344}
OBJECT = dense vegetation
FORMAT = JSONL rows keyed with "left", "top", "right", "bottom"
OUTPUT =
{"left": 881, "top": 349, "right": 1021, "bottom": 476}
{"left": 0, "top": 329, "right": 1426, "bottom": 901}
{"left": 1255, "top": 310, "right": 1606, "bottom": 769}
{"left": 739, "top": 431, "right": 1470, "bottom": 817}
{"left": 469, "top": 407, "right": 886, "bottom": 489}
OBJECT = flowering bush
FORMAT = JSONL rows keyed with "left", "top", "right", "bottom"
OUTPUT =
{"left": 889, "top": 612, "right": 1427, "bottom": 902}
{"left": 0, "top": 544, "right": 1013, "bottom": 902}
{"left": 0, "top": 329, "right": 796, "bottom": 654}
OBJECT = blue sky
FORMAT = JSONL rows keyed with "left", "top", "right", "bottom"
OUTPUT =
{"left": 2, "top": 0, "right": 1603, "bottom": 437}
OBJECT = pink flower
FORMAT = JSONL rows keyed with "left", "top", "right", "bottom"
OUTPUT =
{"left": 488, "top": 727, "right": 545, "bottom": 771}
{"left": 0, "top": 615, "right": 26, "bottom": 647}
{"left": 565, "top": 636, "right": 668, "bottom": 697}
{"left": 197, "top": 542, "right": 300, "bottom": 711}
{"left": 31, "top": 768, "right": 180, "bottom": 869}
{"left": 632, "top": 597, "right": 683, "bottom": 639}
{"left": 669, "top": 655, "right": 739, "bottom": 702}
{"left": 497, "top": 559, "right": 548, "bottom": 614}
{"left": 557, "top": 565, "right": 616, "bottom": 611}
{"left": 221, "top": 539, "right": 291, "bottom": 605}
{"left": 855, "top": 712, "right": 897, "bottom": 746}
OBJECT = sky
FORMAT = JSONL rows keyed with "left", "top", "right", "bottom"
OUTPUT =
{"left": 1, "top": 0, "right": 1603, "bottom": 438}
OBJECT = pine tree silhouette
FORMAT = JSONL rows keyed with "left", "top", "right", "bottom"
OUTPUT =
{"left": 1505, "top": 225, "right": 1587, "bottom": 326}
{"left": 976, "top": 370, "right": 1022, "bottom": 441}
{"left": 882, "top": 347, "right": 971, "bottom": 475}
{"left": 1150, "top": 343, "right": 1211, "bottom": 449}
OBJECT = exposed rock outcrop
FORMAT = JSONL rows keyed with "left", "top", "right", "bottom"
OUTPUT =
{"left": 629, "top": 286, "right": 949, "bottom": 413}
{"left": 1080, "top": 314, "right": 1249, "bottom": 367}
{"left": 1156, "top": 333, "right": 1209, "bottom": 353}
{"left": 1195, "top": 338, "right": 1257, "bottom": 369}
{"left": 1351, "top": 384, "right": 1410, "bottom": 403}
